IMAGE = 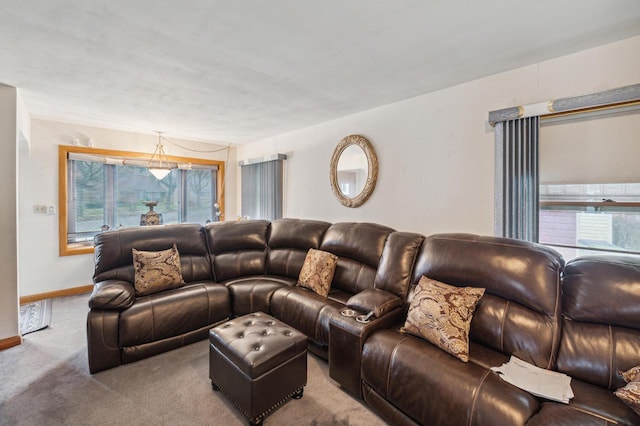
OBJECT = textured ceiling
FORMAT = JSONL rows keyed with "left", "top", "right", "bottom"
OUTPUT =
{"left": 1, "top": 0, "right": 639, "bottom": 144}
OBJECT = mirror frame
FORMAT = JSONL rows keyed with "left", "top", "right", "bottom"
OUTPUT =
{"left": 330, "top": 134, "right": 378, "bottom": 207}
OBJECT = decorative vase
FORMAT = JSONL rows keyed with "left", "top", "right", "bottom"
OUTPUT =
{"left": 140, "top": 201, "right": 163, "bottom": 226}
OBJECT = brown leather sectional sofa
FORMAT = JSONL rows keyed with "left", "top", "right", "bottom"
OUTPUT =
{"left": 87, "top": 219, "right": 640, "bottom": 425}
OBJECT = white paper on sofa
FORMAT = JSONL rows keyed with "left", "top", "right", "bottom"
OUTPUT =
{"left": 491, "top": 356, "right": 574, "bottom": 403}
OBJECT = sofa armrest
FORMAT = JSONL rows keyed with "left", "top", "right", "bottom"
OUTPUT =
{"left": 346, "top": 288, "right": 403, "bottom": 318}
{"left": 89, "top": 280, "right": 136, "bottom": 311}
{"left": 329, "top": 306, "right": 404, "bottom": 398}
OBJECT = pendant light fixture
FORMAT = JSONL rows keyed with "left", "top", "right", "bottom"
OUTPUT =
{"left": 147, "top": 131, "right": 176, "bottom": 180}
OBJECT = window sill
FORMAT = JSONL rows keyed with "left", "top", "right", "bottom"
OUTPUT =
{"left": 60, "top": 243, "right": 95, "bottom": 257}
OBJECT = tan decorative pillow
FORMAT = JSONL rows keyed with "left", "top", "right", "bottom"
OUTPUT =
{"left": 615, "top": 381, "right": 640, "bottom": 416}
{"left": 621, "top": 365, "right": 640, "bottom": 383}
{"left": 297, "top": 249, "right": 338, "bottom": 297}
{"left": 132, "top": 244, "right": 184, "bottom": 296}
{"left": 616, "top": 365, "right": 640, "bottom": 416}
{"left": 401, "top": 276, "right": 485, "bottom": 362}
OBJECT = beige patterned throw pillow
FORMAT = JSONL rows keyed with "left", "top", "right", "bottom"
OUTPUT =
{"left": 621, "top": 365, "right": 640, "bottom": 383}
{"left": 132, "top": 244, "right": 184, "bottom": 296}
{"left": 615, "top": 365, "right": 640, "bottom": 416}
{"left": 615, "top": 381, "right": 640, "bottom": 416}
{"left": 297, "top": 249, "right": 338, "bottom": 297}
{"left": 401, "top": 276, "right": 485, "bottom": 362}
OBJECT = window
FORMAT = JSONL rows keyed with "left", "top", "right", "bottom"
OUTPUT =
{"left": 539, "top": 183, "right": 640, "bottom": 259}
{"left": 59, "top": 145, "right": 225, "bottom": 256}
{"left": 490, "top": 83, "right": 640, "bottom": 256}
{"left": 538, "top": 105, "right": 640, "bottom": 260}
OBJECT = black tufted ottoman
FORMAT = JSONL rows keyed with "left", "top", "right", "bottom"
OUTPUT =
{"left": 209, "top": 312, "right": 307, "bottom": 425}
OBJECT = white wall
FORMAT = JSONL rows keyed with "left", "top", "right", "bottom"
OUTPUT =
{"left": 0, "top": 85, "right": 19, "bottom": 341}
{"left": 18, "top": 119, "right": 238, "bottom": 296}
{"left": 238, "top": 36, "right": 640, "bottom": 236}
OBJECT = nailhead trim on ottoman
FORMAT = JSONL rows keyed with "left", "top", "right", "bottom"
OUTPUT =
{"left": 209, "top": 312, "right": 307, "bottom": 425}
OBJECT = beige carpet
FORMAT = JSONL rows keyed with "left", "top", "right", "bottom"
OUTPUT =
{"left": 0, "top": 293, "right": 385, "bottom": 426}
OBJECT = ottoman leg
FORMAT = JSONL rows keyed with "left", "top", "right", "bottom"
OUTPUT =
{"left": 249, "top": 418, "right": 263, "bottom": 426}
{"left": 292, "top": 387, "right": 304, "bottom": 400}
{"left": 211, "top": 381, "right": 220, "bottom": 391}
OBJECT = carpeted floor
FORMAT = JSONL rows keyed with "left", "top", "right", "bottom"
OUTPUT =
{"left": 0, "top": 294, "right": 385, "bottom": 426}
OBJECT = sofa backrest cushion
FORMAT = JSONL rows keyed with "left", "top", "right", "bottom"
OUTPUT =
{"left": 205, "top": 220, "right": 270, "bottom": 281}
{"left": 373, "top": 232, "right": 424, "bottom": 299}
{"left": 94, "top": 223, "right": 212, "bottom": 284}
{"left": 319, "top": 222, "right": 394, "bottom": 295}
{"left": 557, "top": 256, "right": 640, "bottom": 390}
{"left": 411, "top": 233, "right": 564, "bottom": 369}
{"left": 267, "top": 218, "right": 331, "bottom": 278}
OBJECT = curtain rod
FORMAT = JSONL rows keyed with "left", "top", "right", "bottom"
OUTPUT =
{"left": 488, "top": 83, "right": 640, "bottom": 125}
{"left": 238, "top": 153, "right": 287, "bottom": 167}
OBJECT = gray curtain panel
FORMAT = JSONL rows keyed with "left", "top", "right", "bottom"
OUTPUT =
{"left": 241, "top": 159, "right": 284, "bottom": 221}
{"left": 494, "top": 116, "right": 540, "bottom": 242}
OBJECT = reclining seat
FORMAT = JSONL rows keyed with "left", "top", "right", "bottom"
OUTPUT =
{"left": 361, "top": 233, "right": 565, "bottom": 425}
{"left": 528, "top": 255, "right": 640, "bottom": 425}
{"left": 87, "top": 223, "right": 230, "bottom": 373}
{"left": 270, "top": 222, "right": 394, "bottom": 357}
{"left": 207, "top": 219, "right": 331, "bottom": 316}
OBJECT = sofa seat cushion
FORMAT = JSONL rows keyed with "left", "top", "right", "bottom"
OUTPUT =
{"left": 527, "top": 379, "right": 640, "bottom": 425}
{"left": 527, "top": 402, "right": 624, "bottom": 426}
{"left": 270, "top": 286, "right": 344, "bottom": 345}
{"left": 224, "top": 275, "right": 295, "bottom": 316}
{"left": 119, "top": 282, "right": 230, "bottom": 347}
{"left": 362, "top": 329, "right": 539, "bottom": 426}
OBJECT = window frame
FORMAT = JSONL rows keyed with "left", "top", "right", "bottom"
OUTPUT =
{"left": 58, "top": 144, "right": 225, "bottom": 256}
{"left": 539, "top": 192, "right": 640, "bottom": 257}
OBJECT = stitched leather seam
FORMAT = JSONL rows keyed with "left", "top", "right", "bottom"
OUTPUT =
{"left": 608, "top": 325, "right": 614, "bottom": 390}
{"left": 570, "top": 405, "right": 616, "bottom": 423}
{"left": 468, "top": 370, "right": 490, "bottom": 426}
{"left": 386, "top": 336, "right": 409, "bottom": 399}
{"left": 250, "top": 284, "right": 258, "bottom": 312}
{"left": 100, "top": 311, "right": 120, "bottom": 351}
{"left": 286, "top": 250, "right": 293, "bottom": 277}
{"left": 205, "top": 285, "right": 212, "bottom": 324}
{"left": 149, "top": 298, "right": 155, "bottom": 342}
{"left": 547, "top": 269, "right": 562, "bottom": 369}
{"left": 353, "top": 265, "right": 364, "bottom": 294}
{"left": 314, "top": 304, "right": 328, "bottom": 340}
{"left": 235, "top": 253, "right": 241, "bottom": 278}
{"left": 113, "top": 232, "right": 123, "bottom": 284}
{"left": 500, "top": 300, "right": 508, "bottom": 353}
{"left": 403, "top": 237, "right": 423, "bottom": 298}
{"left": 116, "top": 232, "right": 122, "bottom": 281}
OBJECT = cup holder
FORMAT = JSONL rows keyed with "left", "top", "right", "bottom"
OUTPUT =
{"left": 340, "top": 309, "right": 357, "bottom": 317}
{"left": 355, "top": 315, "right": 371, "bottom": 324}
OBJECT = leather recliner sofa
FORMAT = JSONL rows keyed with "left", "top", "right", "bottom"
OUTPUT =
{"left": 86, "top": 219, "right": 640, "bottom": 425}
{"left": 361, "top": 235, "right": 640, "bottom": 425}
{"left": 362, "top": 233, "right": 563, "bottom": 425}
{"left": 88, "top": 218, "right": 424, "bottom": 371}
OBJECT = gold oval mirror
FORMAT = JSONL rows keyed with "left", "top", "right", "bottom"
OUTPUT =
{"left": 330, "top": 135, "right": 378, "bottom": 207}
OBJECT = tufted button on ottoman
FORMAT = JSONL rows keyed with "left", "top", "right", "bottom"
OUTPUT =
{"left": 209, "top": 312, "right": 307, "bottom": 425}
